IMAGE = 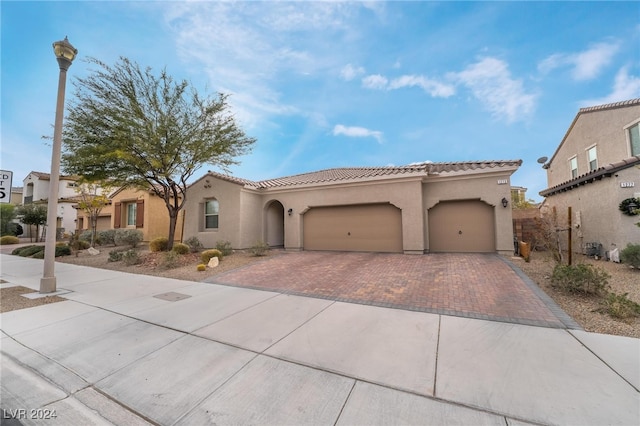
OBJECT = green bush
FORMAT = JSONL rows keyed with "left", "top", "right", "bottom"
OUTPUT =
{"left": 108, "top": 250, "right": 124, "bottom": 262}
{"left": 161, "top": 251, "right": 180, "bottom": 269}
{"left": 12, "top": 245, "right": 37, "bottom": 255}
{"left": 114, "top": 229, "right": 143, "bottom": 248}
{"left": 216, "top": 240, "right": 233, "bottom": 256}
{"left": 78, "top": 230, "right": 99, "bottom": 244}
{"left": 600, "top": 292, "right": 640, "bottom": 319}
{"left": 620, "top": 244, "right": 640, "bottom": 269}
{"left": 32, "top": 250, "right": 45, "bottom": 259}
{"left": 122, "top": 249, "right": 141, "bottom": 265}
{"left": 18, "top": 245, "right": 45, "bottom": 257}
{"left": 172, "top": 243, "right": 190, "bottom": 255}
{"left": 201, "top": 249, "right": 223, "bottom": 264}
{"left": 551, "top": 263, "right": 610, "bottom": 296}
{"left": 184, "top": 236, "right": 203, "bottom": 253}
{"left": 98, "top": 229, "right": 117, "bottom": 246}
{"left": 0, "top": 235, "right": 19, "bottom": 245}
{"left": 249, "top": 241, "right": 269, "bottom": 257}
{"left": 55, "top": 245, "right": 71, "bottom": 257}
{"left": 149, "top": 237, "right": 169, "bottom": 252}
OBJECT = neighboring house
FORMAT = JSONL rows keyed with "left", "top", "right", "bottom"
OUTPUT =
{"left": 184, "top": 160, "right": 521, "bottom": 255}
{"left": 511, "top": 186, "right": 528, "bottom": 204}
{"left": 21, "top": 171, "right": 82, "bottom": 238}
{"left": 10, "top": 187, "right": 22, "bottom": 205}
{"left": 74, "top": 200, "right": 113, "bottom": 234}
{"left": 539, "top": 98, "right": 640, "bottom": 255}
{"left": 107, "top": 186, "right": 183, "bottom": 242}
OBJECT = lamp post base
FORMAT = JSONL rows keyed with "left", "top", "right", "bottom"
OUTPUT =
{"left": 40, "top": 276, "right": 57, "bottom": 294}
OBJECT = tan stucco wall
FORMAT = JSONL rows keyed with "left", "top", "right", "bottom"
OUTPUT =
{"left": 423, "top": 173, "right": 515, "bottom": 255}
{"left": 542, "top": 167, "right": 640, "bottom": 253}
{"left": 111, "top": 188, "right": 183, "bottom": 242}
{"left": 547, "top": 105, "right": 640, "bottom": 187}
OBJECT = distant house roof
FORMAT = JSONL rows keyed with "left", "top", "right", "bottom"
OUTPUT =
{"left": 199, "top": 160, "right": 522, "bottom": 190}
{"left": 547, "top": 98, "right": 640, "bottom": 167}
{"left": 540, "top": 155, "right": 640, "bottom": 197}
{"left": 24, "top": 171, "right": 79, "bottom": 181}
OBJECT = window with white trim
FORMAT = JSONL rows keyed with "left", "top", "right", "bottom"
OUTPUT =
{"left": 569, "top": 156, "right": 578, "bottom": 179}
{"left": 587, "top": 146, "right": 598, "bottom": 172}
{"left": 126, "top": 202, "right": 137, "bottom": 227}
{"left": 629, "top": 123, "right": 640, "bottom": 156}
{"left": 204, "top": 199, "right": 219, "bottom": 229}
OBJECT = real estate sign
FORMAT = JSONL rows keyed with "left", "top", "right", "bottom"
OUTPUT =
{"left": 0, "top": 170, "right": 13, "bottom": 203}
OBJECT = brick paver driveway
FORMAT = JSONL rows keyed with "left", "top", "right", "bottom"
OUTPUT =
{"left": 207, "top": 252, "right": 578, "bottom": 329}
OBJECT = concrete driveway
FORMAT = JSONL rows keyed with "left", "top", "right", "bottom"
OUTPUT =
{"left": 207, "top": 251, "right": 578, "bottom": 329}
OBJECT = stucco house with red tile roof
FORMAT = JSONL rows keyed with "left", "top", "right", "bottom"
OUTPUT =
{"left": 184, "top": 159, "right": 522, "bottom": 255}
{"left": 539, "top": 98, "right": 640, "bottom": 255}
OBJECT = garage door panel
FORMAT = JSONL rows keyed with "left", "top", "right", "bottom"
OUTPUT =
{"left": 304, "top": 204, "right": 402, "bottom": 253}
{"left": 428, "top": 200, "right": 495, "bottom": 253}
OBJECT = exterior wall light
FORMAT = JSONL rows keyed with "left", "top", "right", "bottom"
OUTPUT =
{"left": 288, "top": 208, "right": 293, "bottom": 216}
{"left": 501, "top": 197, "right": 509, "bottom": 208}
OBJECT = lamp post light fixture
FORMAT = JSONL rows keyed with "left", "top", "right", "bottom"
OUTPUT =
{"left": 40, "top": 37, "right": 77, "bottom": 294}
{"left": 501, "top": 197, "right": 509, "bottom": 208}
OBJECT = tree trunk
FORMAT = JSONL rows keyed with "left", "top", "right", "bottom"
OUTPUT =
{"left": 167, "top": 209, "right": 178, "bottom": 251}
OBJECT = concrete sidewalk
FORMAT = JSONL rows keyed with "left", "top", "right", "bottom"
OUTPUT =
{"left": 1, "top": 254, "right": 638, "bottom": 425}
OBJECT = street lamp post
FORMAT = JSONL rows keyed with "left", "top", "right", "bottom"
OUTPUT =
{"left": 40, "top": 37, "right": 77, "bottom": 294}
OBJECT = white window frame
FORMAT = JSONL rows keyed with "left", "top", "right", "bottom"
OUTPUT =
{"left": 586, "top": 145, "right": 598, "bottom": 172}
{"left": 625, "top": 120, "right": 640, "bottom": 157}
{"left": 204, "top": 199, "right": 219, "bottom": 230}
{"left": 569, "top": 156, "right": 578, "bottom": 179}
{"left": 126, "top": 202, "right": 137, "bottom": 227}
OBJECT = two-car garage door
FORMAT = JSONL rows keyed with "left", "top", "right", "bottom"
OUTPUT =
{"left": 303, "top": 203, "right": 403, "bottom": 253}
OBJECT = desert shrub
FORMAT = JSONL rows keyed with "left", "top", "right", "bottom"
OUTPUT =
{"left": 114, "top": 229, "right": 143, "bottom": 248}
{"left": 216, "top": 240, "right": 233, "bottom": 256}
{"left": 600, "top": 292, "right": 640, "bottom": 319}
{"left": 32, "top": 250, "right": 45, "bottom": 259}
{"left": 98, "top": 229, "right": 117, "bottom": 246}
{"left": 18, "top": 245, "right": 45, "bottom": 257}
{"left": 201, "top": 249, "right": 223, "bottom": 264}
{"left": 55, "top": 245, "right": 71, "bottom": 257}
{"left": 184, "top": 236, "right": 203, "bottom": 253}
{"left": 149, "top": 237, "right": 169, "bottom": 252}
{"left": 551, "top": 263, "right": 610, "bottom": 296}
{"left": 78, "top": 240, "right": 91, "bottom": 250}
{"left": 249, "top": 241, "right": 269, "bottom": 257}
{"left": 78, "top": 230, "right": 93, "bottom": 242}
{"left": 172, "top": 243, "right": 190, "bottom": 255}
{"left": 160, "top": 251, "right": 180, "bottom": 269}
{"left": 620, "top": 244, "right": 640, "bottom": 269}
{"left": 0, "top": 235, "right": 19, "bottom": 245}
{"left": 196, "top": 263, "right": 206, "bottom": 271}
{"left": 108, "top": 250, "right": 124, "bottom": 262}
{"left": 122, "top": 249, "right": 141, "bottom": 265}
{"left": 12, "top": 245, "right": 36, "bottom": 255}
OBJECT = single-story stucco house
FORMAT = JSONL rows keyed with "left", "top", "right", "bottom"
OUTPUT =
{"left": 183, "top": 160, "right": 522, "bottom": 255}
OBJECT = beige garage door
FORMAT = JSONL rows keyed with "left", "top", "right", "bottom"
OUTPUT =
{"left": 303, "top": 204, "right": 402, "bottom": 253}
{"left": 428, "top": 200, "right": 495, "bottom": 253}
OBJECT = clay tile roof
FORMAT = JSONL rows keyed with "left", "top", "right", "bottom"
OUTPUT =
{"left": 425, "top": 160, "right": 523, "bottom": 174}
{"left": 578, "top": 98, "right": 640, "bottom": 114}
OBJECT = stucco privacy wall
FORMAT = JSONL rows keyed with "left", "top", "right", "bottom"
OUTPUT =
{"left": 423, "top": 172, "right": 515, "bottom": 254}
{"left": 541, "top": 166, "right": 640, "bottom": 251}
{"left": 546, "top": 103, "right": 640, "bottom": 187}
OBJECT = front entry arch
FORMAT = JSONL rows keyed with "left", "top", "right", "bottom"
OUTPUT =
{"left": 265, "top": 200, "right": 285, "bottom": 247}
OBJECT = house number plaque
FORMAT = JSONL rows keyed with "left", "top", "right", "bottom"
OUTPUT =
{"left": 620, "top": 182, "right": 635, "bottom": 188}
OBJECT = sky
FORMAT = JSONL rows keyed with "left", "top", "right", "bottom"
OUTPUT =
{"left": 2, "top": 1, "right": 640, "bottom": 202}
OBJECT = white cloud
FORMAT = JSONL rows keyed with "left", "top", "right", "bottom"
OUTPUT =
{"left": 362, "top": 74, "right": 389, "bottom": 89}
{"left": 538, "top": 41, "right": 620, "bottom": 81}
{"left": 362, "top": 73, "right": 454, "bottom": 97}
{"left": 452, "top": 57, "right": 537, "bottom": 123}
{"left": 580, "top": 66, "right": 640, "bottom": 106}
{"left": 340, "top": 64, "right": 365, "bottom": 81}
{"left": 333, "top": 124, "right": 383, "bottom": 144}
{"left": 388, "top": 75, "right": 455, "bottom": 97}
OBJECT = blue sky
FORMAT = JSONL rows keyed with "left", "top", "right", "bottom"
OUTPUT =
{"left": 2, "top": 1, "right": 639, "bottom": 201}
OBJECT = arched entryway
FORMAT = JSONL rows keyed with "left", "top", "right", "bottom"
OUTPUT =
{"left": 265, "top": 200, "right": 285, "bottom": 247}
